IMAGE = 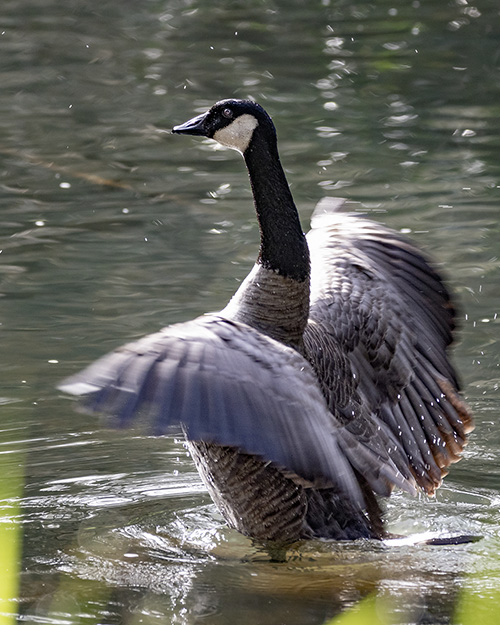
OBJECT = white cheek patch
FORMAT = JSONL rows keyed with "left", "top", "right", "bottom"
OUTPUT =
{"left": 213, "top": 114, "right": 259, "bottom": 153}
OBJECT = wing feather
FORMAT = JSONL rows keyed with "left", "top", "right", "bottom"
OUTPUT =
{"left": 60, "top": 315, "right": 417, "bottom": 508}
{"left": 304, "top": 199, "right": 473, "bottom": 494}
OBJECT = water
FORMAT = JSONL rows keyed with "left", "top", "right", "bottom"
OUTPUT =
{"left": 1, "top": 0, "right": 499, "bottom": 623}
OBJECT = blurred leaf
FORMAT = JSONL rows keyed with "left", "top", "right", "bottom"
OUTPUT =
{"left": 325, "top": 594, "right": 393, "bottom": 625}
{"left": 454, "top": 587, "right": 500, "bottom": 625}
{"left": 0, "top": 446, "right": 24, "bottom": 625}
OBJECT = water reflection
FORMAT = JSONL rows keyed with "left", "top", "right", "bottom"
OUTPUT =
{"left": 1, "top": 0, "right": 499, "bottom": 623}
{"left": 17, "top": 423, "right": 500, "bottom": 623}
{"left": 21, "top": 483, "right": 487, "bottom": 625}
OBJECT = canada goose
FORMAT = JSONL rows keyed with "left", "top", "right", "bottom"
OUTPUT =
{"left": 59, "top": 99, "right": 473, "bottom": 542}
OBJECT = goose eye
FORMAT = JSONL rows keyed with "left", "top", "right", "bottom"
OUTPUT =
{"left": 222, "top": 108, "right": 233, "bottom": 119}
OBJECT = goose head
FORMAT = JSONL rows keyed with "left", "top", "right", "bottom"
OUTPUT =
{"left": 172, "top": 99, "right": 276, "bottom": 154}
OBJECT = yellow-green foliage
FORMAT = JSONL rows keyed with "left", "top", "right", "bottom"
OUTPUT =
{"left": 326, "top": 595, "right": 392, "bottom": 625}
{"left": 0, "top": 447, "right": 24, "bottom": 625}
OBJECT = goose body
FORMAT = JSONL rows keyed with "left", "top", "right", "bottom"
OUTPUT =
{"left": 59, "top": 99, "right": 473, "bottom": 542}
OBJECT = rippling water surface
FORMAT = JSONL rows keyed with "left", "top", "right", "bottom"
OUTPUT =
{"left": 1, "top": 1, "right": 500, "bottom": 623}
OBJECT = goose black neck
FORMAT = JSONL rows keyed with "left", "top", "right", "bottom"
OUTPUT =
{"left": 244, "top": 129, "right": 310, "bottom": 282}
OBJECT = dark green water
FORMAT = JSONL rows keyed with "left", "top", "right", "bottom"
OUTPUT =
{"left": 1, "top": 1, "right": 499, "bottom": 623}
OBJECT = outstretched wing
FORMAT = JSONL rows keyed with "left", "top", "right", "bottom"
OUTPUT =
{"left": 59, "top": 314, "right": 415, "bottom": 508}
{"left": 305, "top": 198, "right": 473, "bottom": 494}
